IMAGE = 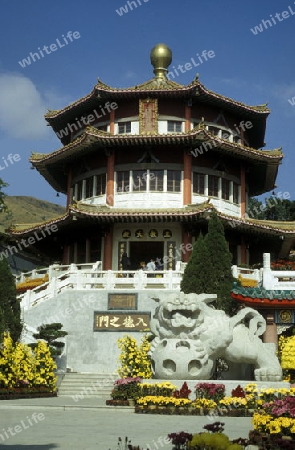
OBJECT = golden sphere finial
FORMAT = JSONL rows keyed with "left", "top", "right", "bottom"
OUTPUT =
{"left": 150, "top": 43, "right": 172, "bottom": 78}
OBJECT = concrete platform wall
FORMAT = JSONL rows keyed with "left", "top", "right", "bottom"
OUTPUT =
{"left": 22, "top": 289, "right": 163, "bottom": 373}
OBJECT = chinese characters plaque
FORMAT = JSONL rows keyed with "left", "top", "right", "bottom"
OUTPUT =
{"left": 94, "top": 312, "right": 150, "bottom": 331}
{"left": 108, "top": 293, "right": 137, "bottom": 310}
{"left": 139, "top": 99, "right": 158, "bottom": 134}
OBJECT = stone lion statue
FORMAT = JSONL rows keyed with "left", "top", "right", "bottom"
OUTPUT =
{"left": 150, "top": 292, "right": 282, "bottom": 381}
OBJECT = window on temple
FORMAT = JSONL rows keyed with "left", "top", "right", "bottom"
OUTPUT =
{"left": 96, "top": 124, "right": 108, "bottom": 132}
{"left": 233, "top": 182, "right": 239, "bottom": 204}
{"left": 167, "top": 121, "right": 182, "bottom": 133}
{"left": 193, "top": 172, "right": 205, "bottom": 195}
{"left": 150, "top": 170, "right": 164, "bottom": 191}
{"left": 208, "top": 126, "right": 220, "bottom": 136}
{"left": 222, "top": 179, "right": 230, "bottom": 200}
{"left": 76, "top": 180, "right": 83, "bottom": 201}
{"left": 118, "top": 121, "right": 131, "bottom": 134}
{"left": 167, "top": 170, "right": 181, "bottom": 192}
{"left": 117, "top": 171, "right": 130, "bottom": 192}
{"left": 208, "top": 175, "right": 219, "bottom": 197}
{"left": 132, "top": 170, "right": 147, "bottom": 191}
{"left": 85, "top": 177, "right": 93, "bottom": 198}
{"left": 95, "top": 174, "right": 106, "bottom": 196}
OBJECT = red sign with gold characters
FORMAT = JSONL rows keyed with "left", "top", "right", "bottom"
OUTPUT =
{"left": 139, "top": 99, "right": 158, "bottom": 134}
{"left": 94, "top": 312, "right": 150, "bottom": 331}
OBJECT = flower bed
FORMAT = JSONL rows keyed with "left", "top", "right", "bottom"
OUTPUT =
{"left": 112, "top": 420, "right": 295, "bottom": 449}
{"left": 105, "top": 399, "right": 129, "bottom": 406}
{"left": 0, "top": 387, "right": 57, "bottom": 400}
{"left": 252, "top": 395, "right": 295, "bottom": 439}
{"left": 106, "top": 377, "right": 142, "bottom": 405}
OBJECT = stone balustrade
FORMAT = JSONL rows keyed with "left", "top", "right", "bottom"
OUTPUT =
{"left": 19, "top": 265, "right": 183, "bottom": 310}
{"left": 17, "top": 252, "right": 295, "bottom": 311}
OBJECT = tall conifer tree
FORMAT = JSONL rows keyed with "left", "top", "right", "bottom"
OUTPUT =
{"left": 181, "top": 211, "right": 235, "bottom": 315}
{"left": 0, "top": 258, "right": 22, "bottom": 342}
{"left": 180, "top": 233, "right": 214, "bottom": 294}
{"left": 204, "top": 211, "right": 235, "bottom": 314}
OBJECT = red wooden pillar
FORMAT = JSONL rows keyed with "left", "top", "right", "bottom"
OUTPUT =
{"left": 106, "top": 150, "right": 115, "bottom": 206}
{"left": 62, "top": 245, "right": 70, "bottom": 264}
{"left": 185, "top": 104, "right": 191, "bottom": 133}
{"left": 103, "top": 226, "right": 113, "bottom": 270}
{"left": 110, "top": 109, "right": 115, "bottom": 134}
{"left": 182, "top": 227, "right": 192, "bottom": 262}
{"left": 183, "top": 151, "right": 192, "bottom": 206}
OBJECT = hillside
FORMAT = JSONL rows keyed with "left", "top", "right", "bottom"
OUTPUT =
{"left": 0, "top": 196, "right": 66, "bottom": 233}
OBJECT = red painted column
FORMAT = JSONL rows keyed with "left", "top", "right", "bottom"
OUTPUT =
{"left": 106, "top": 150, "right": 115, "bottom": 206}
{"left": 183, "top": 151, "right": 192, "bottom": 206}
{"left": 62, "top": 245, "right": 70, "bottom": 264}
{"left": 103, "top": 226, "right": 113, "bottom": 270}
{"left": 182, "top": 227, "right": 192, "bottom": 262}
{"left": 185, "top": 105, "right": 191, "bottom": 132}
{"left": 110, "top": 109, "right": 115, "bottom": 134}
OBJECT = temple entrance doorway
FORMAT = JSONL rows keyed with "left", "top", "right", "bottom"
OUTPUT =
{"left": 129, "top": 241, "right": 164, "bottom": 270}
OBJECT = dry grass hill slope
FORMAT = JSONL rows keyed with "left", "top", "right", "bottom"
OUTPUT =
{"left": 0, "top": 196, "right": 66, "bottom": 233}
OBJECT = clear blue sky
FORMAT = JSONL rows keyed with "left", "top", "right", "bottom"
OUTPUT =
{"left": 0, "top": 0, "right": 295, "bottom": 206}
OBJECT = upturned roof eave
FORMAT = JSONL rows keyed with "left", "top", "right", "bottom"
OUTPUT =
{"left": 8, "top": 203, "right": 295, "bottom": 237}
{"left": 44, "top": 78, "right": 270, "bottom": 127}
{"left": 30, "top": 127, "right": 283, "bottom": 166}
{"left": 29, "top": 128, "right": 282, "bottom": 195}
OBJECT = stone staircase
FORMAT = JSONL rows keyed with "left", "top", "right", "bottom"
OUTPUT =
{"left": 57, "top": 373, "right": 117, "bottom": 398}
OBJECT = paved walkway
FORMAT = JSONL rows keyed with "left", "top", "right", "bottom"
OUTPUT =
{"left": 0, "top": 396, "right": 254, "bottom": 449}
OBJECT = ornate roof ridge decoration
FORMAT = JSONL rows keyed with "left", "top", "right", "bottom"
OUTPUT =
{"left": 231, "top": 284, "right": 295, "bottom": 306}
{"left": 97, "top": 77, "right": 186, "bottom": 92}
{"left": 30, "top": 127, "right": 283, "bottom": 166}
{"left": 69, "top": 200, "right": 214, "bottom": 216}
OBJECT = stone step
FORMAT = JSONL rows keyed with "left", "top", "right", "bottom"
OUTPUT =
{"left": 58, "top": 373, "right": 116, "bottom": 398}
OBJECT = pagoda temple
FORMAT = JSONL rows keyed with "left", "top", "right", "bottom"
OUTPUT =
{"left": 9, "top": 44, "right": 295, "bottom": 269}
{"left": 10, "top": 44, "right": 295, "bottom": 378}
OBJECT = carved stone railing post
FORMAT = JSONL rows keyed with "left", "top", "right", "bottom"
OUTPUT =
{"left": 262, "top": 253, "right": 274, "bottom": 290}
{"left": 133, "top": 270, "right": 147, "bottom": 289}
{"left": 103, "top": 270, "right": 115, "bottom": 289}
